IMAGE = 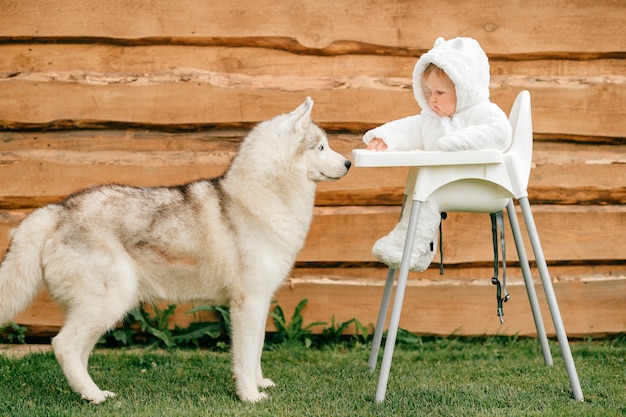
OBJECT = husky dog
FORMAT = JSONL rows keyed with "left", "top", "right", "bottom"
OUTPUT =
{"left": 0, "top": 98, "right": 350, "bottom": 403}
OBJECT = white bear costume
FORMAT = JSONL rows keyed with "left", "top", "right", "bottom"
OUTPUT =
{"left": 363, "top": 37, "right": 512, "bottom": 271}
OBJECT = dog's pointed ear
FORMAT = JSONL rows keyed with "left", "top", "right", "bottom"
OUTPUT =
{"left": 290, "top": 97, "right": 314, "bottom": 133}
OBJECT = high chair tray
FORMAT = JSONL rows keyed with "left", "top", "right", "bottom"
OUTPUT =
{"left": 352, "top": 149, "right": 503, "bottom": 168}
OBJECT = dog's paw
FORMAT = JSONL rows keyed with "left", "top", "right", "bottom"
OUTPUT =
{"left": 239, "top": 390, "right": 269, "bottom": 403}
{"left": 82, "top": 389, "right": 116, "bottom": 405}
{"left": 103, "top": 391, "right": 117, "bottom": 399}
{"left": 257, "top": 378, "right": 275, "bottom": 388}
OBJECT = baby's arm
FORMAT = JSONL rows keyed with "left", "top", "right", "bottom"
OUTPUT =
{"left": 362, "top": 115, "right": 423, "bottom": 151}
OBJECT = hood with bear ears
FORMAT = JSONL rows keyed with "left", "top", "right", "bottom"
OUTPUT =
{"left": 413, "top": 37, "right": 491, "bottom": 114}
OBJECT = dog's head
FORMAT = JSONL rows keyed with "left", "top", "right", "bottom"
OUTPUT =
{"left": 232, "top": 98, "right": 350, "bottom": 185}
{"left": 284, "top": 98, "right": 351, "bottom": 182}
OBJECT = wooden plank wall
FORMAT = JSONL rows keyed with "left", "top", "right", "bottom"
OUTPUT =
{"left": 1, "top": 0, "right": 625, "bottom": 338}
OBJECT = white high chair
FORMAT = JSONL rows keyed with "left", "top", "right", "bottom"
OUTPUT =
{"left": 352, "top": 90, "right": 583, "bottom": 403}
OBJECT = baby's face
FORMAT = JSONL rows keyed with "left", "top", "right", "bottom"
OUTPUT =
{"left": 424, "top": 71, "right": 457, "bottom": 117}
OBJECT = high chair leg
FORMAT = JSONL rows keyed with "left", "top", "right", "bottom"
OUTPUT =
{"left": 519, "top": 197, "right": 584, "bottom": 401}
{"left": 506, "top": 200, "right": 553, "bottom": 366}
{"left": 375, "top": 200, "right": 422, "bottom": 403}
{"left": 368, "top": 267, "right": 396, "bottom": 371}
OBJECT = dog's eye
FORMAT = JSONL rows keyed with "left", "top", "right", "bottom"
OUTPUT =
{"left": 318, "top": 144, "right": 324, "bottom": 151}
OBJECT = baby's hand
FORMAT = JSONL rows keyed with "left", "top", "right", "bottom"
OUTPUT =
{"left": 366, "top": 137, "right": 388, "bottom": 151}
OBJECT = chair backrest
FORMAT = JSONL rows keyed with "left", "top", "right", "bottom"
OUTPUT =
{"left": 504, "top": 90, "right": 533, "bottom": 198}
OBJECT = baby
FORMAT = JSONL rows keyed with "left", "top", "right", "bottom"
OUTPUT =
{"left": 363, "top": 37, "right": 512, "bottom": 271}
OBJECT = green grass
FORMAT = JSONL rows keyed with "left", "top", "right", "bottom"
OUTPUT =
{"left": 0, "top": 337, "right": 624, "bottom": 416}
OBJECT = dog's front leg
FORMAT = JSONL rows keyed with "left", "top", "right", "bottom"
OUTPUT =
{"left": 230, "top": 294, "right": 271, "bottom": 402}
{"left": 255, "top": 307, "right": 274, "bottom": 389}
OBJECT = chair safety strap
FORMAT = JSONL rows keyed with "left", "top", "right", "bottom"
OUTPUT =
{"left": 438, "top": 212, "right": 447, "bottom": 275}
{"left": 490, "top": 211, "right": 510, "bottom": 324}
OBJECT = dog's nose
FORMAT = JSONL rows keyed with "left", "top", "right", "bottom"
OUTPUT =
{"left": 344, "top": 160, "right": 352, "bottom": 170}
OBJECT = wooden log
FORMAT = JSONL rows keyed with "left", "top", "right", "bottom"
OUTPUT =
{"left": 2, "top": 205, "right": 624, "bottom": 265}
{"left": 271, "top": 275, "right": 626, "bottom": 338}
{"left": 492, "top": 76, "right": 626, "bottom": 139}
{"left": 12, "top": 273, "right": 626, "bottom": 338}
{"left": 1, "top": 0, "right": 624, "bottom": 56}
{"left": 2, "top": 44, "right": 624, "bottom": 78}
{"left": 0, "top": 132, "right": 623, "bottom": 208}
{"left": 289, "top": 263, "right": 626, "bottom": 283}
{"left": 0, "top": 129, "right": 244, "bottom": 152}
{"left": 1, "top": 74, "right": 624, "bottom": 138}
{"left": 299, "top": 205, "right": 626, "bottom": 264}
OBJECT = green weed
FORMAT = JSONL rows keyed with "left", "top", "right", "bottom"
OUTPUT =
{"left": 0, "top": 322, "right": 27, "bottom": 344}
{"left": 268, "top": 299, "right": 326, "bottom": 347}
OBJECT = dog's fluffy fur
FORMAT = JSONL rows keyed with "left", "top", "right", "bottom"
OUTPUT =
{"left": 0, "top": 98, "right": 350, "bottom": 403}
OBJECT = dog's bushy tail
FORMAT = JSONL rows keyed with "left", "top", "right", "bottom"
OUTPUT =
{"left": 0, "top": 206, "right": 58, "bottom": 324}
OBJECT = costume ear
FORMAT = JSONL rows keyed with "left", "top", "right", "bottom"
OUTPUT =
{"left": 290, "top": 97, "right": 313, "bottom": 133}
{"left": 433, "top": 37, "right": 445, "bottom": 47}
{"left": 451, "top": 37, "right": 464, "bottom": 49}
